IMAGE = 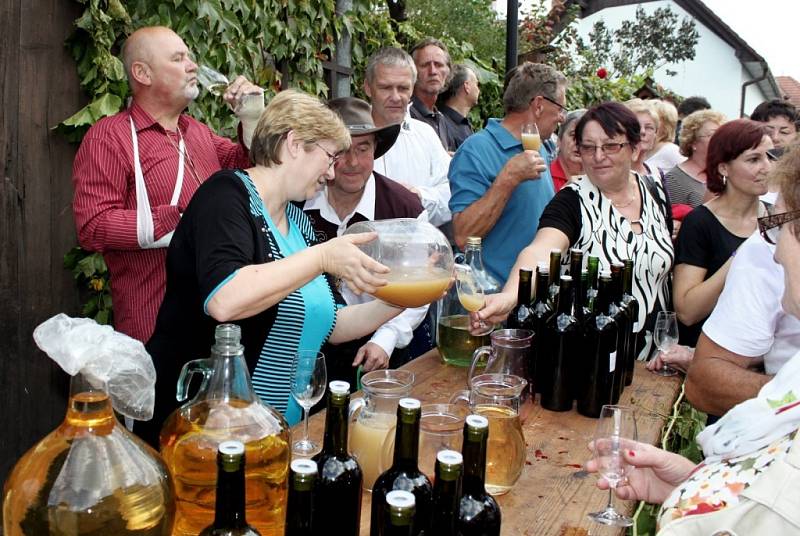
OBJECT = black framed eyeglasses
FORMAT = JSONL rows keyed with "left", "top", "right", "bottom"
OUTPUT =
{"left": 541, "top": 94, "right": 566, "bottom": 113}
{"left": 313, "top": 142, "right": 342, "bottom": 168}
{"left": 758, "top": 209, "right": 800, "bottom": 245}
{"left": 577, "top": 142, "right": 630, "bottom": 157}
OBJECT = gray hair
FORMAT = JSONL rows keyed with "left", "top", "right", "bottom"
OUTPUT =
{"left": 503, "top": 62, "right": 567, "bottom": 114}
{"left": 440, "top": 64, "right": 476, "bottom": 101}
{"left": 557, "top": 109, "right": 586, "bottom": 141}
{"left": 365, "top": 47, "right": 417, "bottom": 86}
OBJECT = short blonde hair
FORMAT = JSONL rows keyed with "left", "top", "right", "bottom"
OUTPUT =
{"left": 624, "top": 98, "right": 659, "bottom": 130}
{"left": 678, "top": 109, "right": 727, "bottom": 157}
{"left": 651, "top": 100, "right": 679, "bottom": 144}
{"left": 250, "top": 89, "right": 350, "bottom": 167}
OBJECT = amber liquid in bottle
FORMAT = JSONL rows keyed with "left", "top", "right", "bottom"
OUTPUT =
{"left": 3, "top": 375, "right": 175, "bottom": 535}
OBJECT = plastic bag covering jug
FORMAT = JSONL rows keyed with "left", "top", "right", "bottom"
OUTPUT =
{"left": 159, "top": 324, "right": 289, "bottom": 536}
{"left": 3, "top": 314, "right": 175, "bottom": 535}
{"left": 343, "top": 218, "right": 454, "bottom": 308}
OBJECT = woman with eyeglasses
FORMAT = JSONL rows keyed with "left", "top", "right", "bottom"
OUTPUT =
{"left": 139, "top": 90, "right": 409, "bottom": 445}
{"left": 672, "top": 119, "right": 773, "bottom": 348}
{"left": 478, "top": 102, "right": 673, "bottom": 353}
{"left": 584, "top": 144, "right": 800, "bottom": 535}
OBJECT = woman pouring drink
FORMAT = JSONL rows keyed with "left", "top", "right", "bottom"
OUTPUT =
{"left": 142, "top": 90, "right": 441, "bottom": 444}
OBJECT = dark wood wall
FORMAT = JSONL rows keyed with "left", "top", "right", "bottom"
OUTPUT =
{"left": 1, "top": 0, "right": 85, "bottom": 487}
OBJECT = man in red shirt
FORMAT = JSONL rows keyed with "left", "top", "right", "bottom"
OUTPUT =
{"left": 72, "top": 26, "right": 262, "bottom": 342}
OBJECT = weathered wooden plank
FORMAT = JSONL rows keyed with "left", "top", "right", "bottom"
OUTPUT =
{"left": 295, "top": 350, "right": 681, "bottom": 536}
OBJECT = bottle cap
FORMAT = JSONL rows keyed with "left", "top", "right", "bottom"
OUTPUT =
{"left": 466, "top": 414, "right": 489, "bottom": 429}
{"left": 399, "top": 398, "right": 421, "bottom": 410}
{"left": 612, "top": 261, "right": 624, "bottom": 268}
{"left": 437, "top": 450, "right": 463, "bottom": 465}
{"left": 386, "top": 490, "right": 415, "bottom": 508}
{"left": 560, "top": 275, "right": 573, "bottom": 282}
{"left": 550, "top": 248, "right": 561, "bottom": 254}
{"left": 570, "top": 247, "right": 582, "bottom": 254}
{"left": 466, "top": 236, "right": 482, "bottom": 247}
{"left": 291, "top": 459, "right": 319, "bottom": 475}
{"left": 219, "top": 440, "right": 245, "bottom": 456}
{"left": 329, "top": 381, "right": 350, "bottom": 394}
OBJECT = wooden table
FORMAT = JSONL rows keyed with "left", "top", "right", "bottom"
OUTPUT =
{"left": 296, "top": 349, "right": 682, "bottom": 536}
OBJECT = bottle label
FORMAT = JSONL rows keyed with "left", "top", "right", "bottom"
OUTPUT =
{"left": 609, "top": 351, "right": 617, "bottom": 373}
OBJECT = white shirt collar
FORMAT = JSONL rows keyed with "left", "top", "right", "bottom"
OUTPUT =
{"left": 303, "top": 174, "right": 376, "bottom": 235}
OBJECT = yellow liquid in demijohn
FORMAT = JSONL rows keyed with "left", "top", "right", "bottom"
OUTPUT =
{"left": 474, "top": 404, "right": 526, "bottom": 495}
{"left": 349, "top": 412, "right": 396, "bottom": 491}
{"left": 521, "top": 133, "right": 542, "bottom": 151}
{"left": 437, "top": 314, "right": 492, "bottom": 366}
{"left": 160, "top": 399, "right": 290, "bottom": 536}
{"left": 372, "top": 267, "right": 452, "bottom": 308}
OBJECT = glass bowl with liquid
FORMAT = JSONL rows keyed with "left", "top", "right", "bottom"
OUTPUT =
{"left": 343, "top": 218, "right": 454, "bottom": 308}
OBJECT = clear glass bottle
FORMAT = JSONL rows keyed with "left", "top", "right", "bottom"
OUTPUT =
{"left": 199, "top": 441, "right": 261, "bottom": 535}
{"left": 463, "top": 237, "right": 502, "bottom": 295}
{"left": 3, "top": 373, "right": 175, "bottom": 535}
{"left": 159, "top": 324, "right": 290, "bottom": 536}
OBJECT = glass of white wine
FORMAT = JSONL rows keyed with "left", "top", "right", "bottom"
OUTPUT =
{"left": 455, "top": 264, "right": 493, "bottom": 336}
{"left": 197, "top": 65, "right": 230, "bottom": 96}
{"left": 521, "top": 123, "right": 541, "bottom": 152}
{"left": 290, "top": 350, "right": 327, "bottom": 456}
{"left": 588, "top": 404, "right": 637, "bottom": 527}
{"left": 652, "top": 311, "right": 679, "bottom": 377}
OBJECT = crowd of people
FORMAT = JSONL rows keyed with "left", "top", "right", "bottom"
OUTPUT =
{"left": 71, "top": 25, "right": 800, "bottom": 532}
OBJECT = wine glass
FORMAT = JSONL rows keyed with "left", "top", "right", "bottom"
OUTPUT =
{"left": 652, "top": 311, "right": 679, "bottom": 377}
{"left": 196, "top": 65, "right": 230, "bottom": 96}
{"left": 521, "top": 123, "right": 541, "bottom": 152}
{"left": 290, "top": 350, "right": 327, "bottom": 456}
{"left": 454, "top": 264, "right": 493, "bottom": 336}
{"left": 588, "top": 404, "right": 638, "bottom": 527}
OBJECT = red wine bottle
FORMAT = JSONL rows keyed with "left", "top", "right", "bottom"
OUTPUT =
{"left": 456, "top": 415, "right": 500, "bottom": 536}
{"left": 540, "top": 275, "right": 579, "bottom": 412}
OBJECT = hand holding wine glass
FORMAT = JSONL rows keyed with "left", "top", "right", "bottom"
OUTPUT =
{"left": 521, "top": 123, "right": 541, "bottom": 151}
{"left": 455, "top": 264, "right": 493, "bottom": 336}
{"left": 290, "top": 350, "right": 327, "bottom": 456}
{"left": 652, "top": 311, "right": 679, "bottom": 376}
{"left": 588, "top": 405, "right": 637, "bottom": 527}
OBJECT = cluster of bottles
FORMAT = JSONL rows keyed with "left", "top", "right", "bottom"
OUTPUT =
{"left": 507, "top": 249, "right": 640, "bottom": 418}
{"left": 284, "top": 391, "right": 500, "bottom": 536}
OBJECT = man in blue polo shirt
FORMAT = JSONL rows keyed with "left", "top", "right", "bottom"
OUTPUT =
{"left": 449, "top": 62, "right": 567, "bottom": 283}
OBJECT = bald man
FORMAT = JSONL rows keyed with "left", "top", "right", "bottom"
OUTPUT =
{"left": 72, "top": 26, "right": 263, "bottom": 342}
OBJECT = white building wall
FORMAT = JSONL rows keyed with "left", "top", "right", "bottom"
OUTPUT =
{"left": 573, "top": 1, "right": 770, "bottom": 118}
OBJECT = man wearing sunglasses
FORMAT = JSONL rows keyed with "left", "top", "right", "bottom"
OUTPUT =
{"left": 449, "top": 62, "right": 567, "bottom": 284}
{"left": 686, "top": 191, "right": 800, "bottom": 418}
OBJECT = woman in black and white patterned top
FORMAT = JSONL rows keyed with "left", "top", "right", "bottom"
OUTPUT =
{"left": 479, "top": 102, "right": 674, "bottom": 342}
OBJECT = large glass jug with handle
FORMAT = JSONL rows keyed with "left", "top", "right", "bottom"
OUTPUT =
{"left": 348, "top": 369, "right": 415, "bottom": 491}
{"left": 159, "top": 324, "right": 290, "bottom": 536}
{"left": 450, "top": 373, "right": 527, "bottom": 496}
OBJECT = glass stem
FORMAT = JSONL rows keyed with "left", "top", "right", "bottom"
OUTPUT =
{"left": 303, "top": 407, "right": 310, "bottom": 441}
{"left": 606, "top": 488, "right": 614, "bottom": 510}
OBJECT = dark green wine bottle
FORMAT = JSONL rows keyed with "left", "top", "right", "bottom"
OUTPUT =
{"left": 431, "top": 450, "right": 463, "bottom": 536}
{"left": 609, "top": 262, "right": 630, "bottom": 403}
{"left": 621, "top": 259, "right": 640, "bottom": 387}
{"left": 381, "top": 490, "right": 416, "bottom": 536}
{"left": 547, "top": 248, "right": 562, "bottom": 304}
{"left": 540, "top": 275, "right": 579, "bottom": 412}
{"left": 507, "top": 268, "right": 535, "bottom": 330}
{"left": 577, "top": 273, "right": 619, "bottom": 418}
{"left": 586, "top": 256, "right": 600, "bottom": 313}
{"left": 198, "top": 441, "right": 261, "bottom": 536}
{"left": 286, "top": 459, "right": 317, "bottom": 536}
{"left": 457, "top": 415, "right": 501, "bottom": 536}
{"left": 531, "top": 263, "right": 552, "bottom": 395}
{"left": 312, "top": 381, "right": 362, "bottom": 536}
{"left": 370, "top": 398, "right": 432, "bottom": 536}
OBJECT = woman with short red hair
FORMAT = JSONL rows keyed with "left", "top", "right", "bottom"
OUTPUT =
{"left": 672, "top": 118, "right": 773, "bottom": 346}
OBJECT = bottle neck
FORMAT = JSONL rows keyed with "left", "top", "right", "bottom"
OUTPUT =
{"left": 65, "top": 373, "right": 115, "bottom": 433}
{"left": 548, "top": 254, "right": 561, "bottom": 287}
{"left": 557, "top": 279, "right": 574, "bottom": 314}
{"left": 392, "top": 409, "right": 421, "bottom": 470}
{"left": 464, "top": 246, "right": 485, "bottom": 272}
{"left": 214, "top": 455, "right": 248, "bottom": 528}
{"left": 587, "top": 259, "right": 599, "bottom": 291}
{"left": 322, "top": 392, "right": 349, "bottom": 457}
{"left": 622, "top": 263, "right": 634, "bottom": 296}
{"left": 517, "top": 272, "right": 532, "bottom": 306}
{"left": 610, "top": 271, "right": 624, "bottom": 303}
{"left": 534, "top": 271, "right": 550, "bottom": 306}
{"left": 462, "top": 429, "right": 488, "bottom": 494}
{"left": 205, "top": 354, "right": 258, "bottom": 402}
{"left": 596, "top": 278, "right": 613, "bottom": 316}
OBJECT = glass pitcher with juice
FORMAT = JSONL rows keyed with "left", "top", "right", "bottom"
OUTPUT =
{"left": 159, "top": 324, "right": 290, "bottom": 536}
{"left": 348, "top": 369, "right": 415, "bottom": 491}
{"left": 343, "top": 218, "right": 454, "bottom": 308}
{"left": 450, "top": 373, "right": 527, "bottom": 495}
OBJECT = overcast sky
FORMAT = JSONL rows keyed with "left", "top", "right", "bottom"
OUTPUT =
{"left": 675, "top": 0, "right": 798, "bottom": 80}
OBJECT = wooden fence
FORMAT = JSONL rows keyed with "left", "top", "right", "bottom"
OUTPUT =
{"left": 0, "top": 0, "right": 85, "bottom": 487}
